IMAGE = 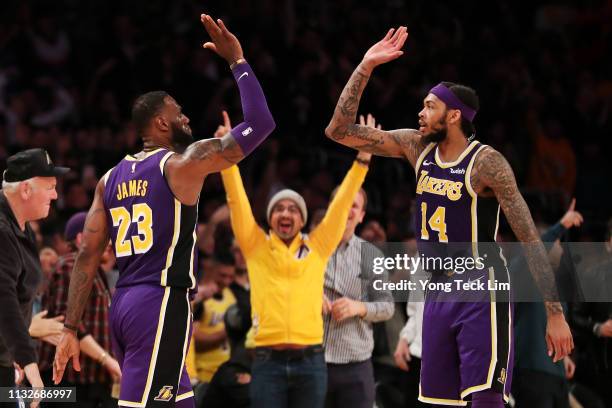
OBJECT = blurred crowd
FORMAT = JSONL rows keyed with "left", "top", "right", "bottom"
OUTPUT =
{"left": 0, "top": 0, "right": 611, "bottom": 244}
{"left": 27, "top": 201, "right": 612, "bottom": 407}
{"left": 1, "top": 0, "right": 612, "bottom": 406}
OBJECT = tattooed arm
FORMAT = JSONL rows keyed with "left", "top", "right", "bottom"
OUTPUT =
{"left": 165, "top": 52, "right": 275, "bottom": 207}
{"left": 324, "top": 26, "right": 426, "bottom": 167}
{"left": 54, "top": 179, "right": 109, "bottom": 383}
{"left": 472, "top": 147, "right": 574, "bottom": 361}
{"left": 65, "top": 179, "right": 109, "bottom": 327}
{"left": 472, "top": 147, "right": 561, "bottom": 309}
{"left": 165, "top": 134, "right": 244, "bottom": 205}
{"left": 165, "top": 15, "right": 276, "bottom": 206}
{"left": 324, "top": 64, "right": 425, "bottom": 166}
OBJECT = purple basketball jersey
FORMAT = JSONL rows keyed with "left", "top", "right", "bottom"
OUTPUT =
{"left": 103, "top": 148, "right": 198, "bottom": 289}
{"left": 414, "top": 141, "right": 513, "bottom": 404}
{"left": 415, "top": 140, "right": 499, "bottom": 250}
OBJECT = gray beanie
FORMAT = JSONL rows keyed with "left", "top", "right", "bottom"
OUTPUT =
{"left": 266, "top": 189, "right": 308, "bottom": 224}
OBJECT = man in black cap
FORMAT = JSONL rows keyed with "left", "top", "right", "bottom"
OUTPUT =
{"left": 0, "top": 148, "right": 68, "bottom": 403}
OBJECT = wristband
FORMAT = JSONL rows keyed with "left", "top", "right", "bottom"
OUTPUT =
{"left": 230, "top": 58, "right": 246, "bottom": 70}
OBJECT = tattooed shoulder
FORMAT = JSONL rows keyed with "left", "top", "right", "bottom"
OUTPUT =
{"left": 470, "top": 146, "right": 512, "bottom": 195}
{"left": 389, "top": 129, "right": 427, "bottom": 166}
{"left": 184, "top": 134, "right": 243, "bottom": 166}
{"left": 216, "top": 135, "right": 243, "bottom": 164}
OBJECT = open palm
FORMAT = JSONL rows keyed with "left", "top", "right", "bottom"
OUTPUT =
{"left": 363, "top": 26, "right": 408, "bottom": 68}
{"left": 200, "top": 14, "right": 243, "bottom": 65}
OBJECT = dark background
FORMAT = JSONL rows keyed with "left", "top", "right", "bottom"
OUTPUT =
{"left": 1, "top": 0, "right": 610, "bottom": 243}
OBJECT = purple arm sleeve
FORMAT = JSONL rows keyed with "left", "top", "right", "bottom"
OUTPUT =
{"left": 229, "top": 62, "right": 276, "bottom": 155}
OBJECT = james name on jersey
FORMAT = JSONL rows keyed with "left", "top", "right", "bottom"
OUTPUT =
{"left": 115, "top": 179, "right": 149, "bottom": 201}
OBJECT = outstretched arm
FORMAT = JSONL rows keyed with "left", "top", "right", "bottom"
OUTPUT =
{"left": 215, "top": 111, "right": 266, "bottom": 255}
{"left": 310, "top": 151, "right": 369, "bottom": 258}
{"left": 471, "top": 147, "right": 573, "bottom": 361}
{"left": 165, "top": 14, "right": 275, "bottom": 205}
{"left": 54, "top": 179, "right": 109, "bottom": 383}
{"left": 324, "top": 27, "right": 425, "bottom": 167}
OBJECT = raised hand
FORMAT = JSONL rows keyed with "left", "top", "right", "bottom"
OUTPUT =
{"left": 214, "top": 110, "right": 232, "bottom": 138}
{"left": 362, "top": 26, "right": 408, "bottom": 70}
{"left": 355, "top": 114, "right": 378, "bottom": 163}
{"left": 200, "top": 14, "right": 244, "bottom": 65}
{"left": 359, "top": 113, "right": 382, "bottom": 130}
{"left": 560, "top": 198, "right": 584, "bottom": 229}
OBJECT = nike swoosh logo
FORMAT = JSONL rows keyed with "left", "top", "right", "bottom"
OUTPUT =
{"left": 238, "top": 72, "right": 249, "bottom": 82}
{"left": 422, "top": 160, "right": 435, "bottom": 166}
{"left": 467, "top": 275, "right": 484, "bottom": 284}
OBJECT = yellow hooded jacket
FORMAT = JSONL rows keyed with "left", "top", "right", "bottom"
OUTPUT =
{"left": 220, "top": 161, "right": 368, "bottom": 346}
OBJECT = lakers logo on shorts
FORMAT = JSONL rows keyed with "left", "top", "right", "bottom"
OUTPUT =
{"left": 154, "top": 385, "right": 174, "bottom": 402}
{"left": 497, "top": 368, "right": 507, "bottom": 385}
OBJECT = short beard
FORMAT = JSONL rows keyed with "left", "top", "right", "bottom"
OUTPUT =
{"left": 423, "top": 127, "right": 448, "bottom": 144}
{"left": 170, "top": 123, "right": 193, "bottom": 153}
{"left": 422, "top": 114, "right": 448, "bottom": 144}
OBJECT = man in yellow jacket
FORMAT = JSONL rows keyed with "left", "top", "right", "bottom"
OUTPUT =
{"left": 215, "top": 112, "right": 370, "bottom": 408}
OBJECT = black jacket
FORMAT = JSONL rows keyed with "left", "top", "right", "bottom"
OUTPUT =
{"left": 571, "top": 258, "right": 612, "bottom": 374}
{"left": 0, "top": 191, "right": 41, "bottom": 368}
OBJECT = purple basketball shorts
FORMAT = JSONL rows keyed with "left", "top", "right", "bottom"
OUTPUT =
{"left": 419, "top": 268, "right": 513, "bottom": 406}
{"left": 110, "top": 285, "right": 194, "bottom": 407}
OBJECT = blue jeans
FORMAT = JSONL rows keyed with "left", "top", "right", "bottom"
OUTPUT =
{"left": 250, "top": 346, "right": 327, "bottom": 408}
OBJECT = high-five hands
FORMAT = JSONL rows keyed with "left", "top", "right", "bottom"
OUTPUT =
{"left": 361, "top": 26, "right": 408, "bottom": 71}
{"left": 200, "top": 14, "right": 244, "bottom": 65}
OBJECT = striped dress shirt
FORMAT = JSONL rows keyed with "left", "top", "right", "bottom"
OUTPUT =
{"left": 323, "top": 235, "right": 394, "bottom": 364}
